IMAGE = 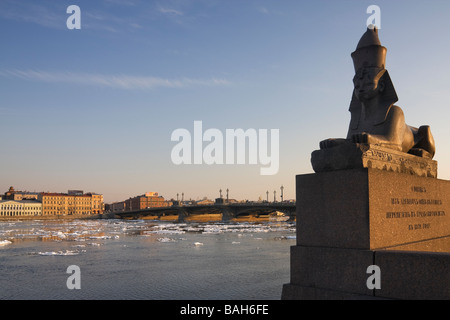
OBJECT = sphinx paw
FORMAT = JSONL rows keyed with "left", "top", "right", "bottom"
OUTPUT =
{"left": 408, "top": 148, "right": 433, "bottom": 159}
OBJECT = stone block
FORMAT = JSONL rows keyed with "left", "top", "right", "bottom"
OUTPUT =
{"left": 374, "top": 250, "right": 450, "bottom": 300}
{"left": 296, "top": 168, "right": 450, "bottom": 250}
{"left": 289, "top": 246, "right": 374, "bottom": 296}
{"left": 296, "top": 169, "right": 370, "bottom": 249}
{"left": 283, "top": 247, "right": 450, "bottom": 300}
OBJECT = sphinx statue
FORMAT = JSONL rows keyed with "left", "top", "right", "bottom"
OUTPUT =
{"left": 319, "top": 27, "right": 435, "bottom": 158}
{"left": 312, "top": 27, "right": 437, "bottom": 176}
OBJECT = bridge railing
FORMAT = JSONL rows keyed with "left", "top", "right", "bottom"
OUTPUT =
{"left": 213, "top": 202, "right": 295, "bottom": 207}
{"left": 114, "top": 201, "right": 295, "bottom": 215}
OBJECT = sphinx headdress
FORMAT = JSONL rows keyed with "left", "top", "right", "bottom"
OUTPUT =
{"left": 349, "top": 27, "right": 399, "bottom": 129}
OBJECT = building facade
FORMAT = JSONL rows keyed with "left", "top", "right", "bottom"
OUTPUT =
{"left": 1, "top": 187, "right": 104, "bottom": 217}
{"left": 39, "top": 193, "right": 92, "bottom": 216}
{"left": 109, "top": 201, "right": 126, "bottom": 213}
{"left": 125, "top": 192, "right": 168, "bottom": 211}
{"left": 39, "top": 192, "right": 104, "bottom": 216}
{"left": 88, "top": 193, "right": 104, "bottom": 214}
{"left": 0, "top": 199, "right": 42, "bottom": 217}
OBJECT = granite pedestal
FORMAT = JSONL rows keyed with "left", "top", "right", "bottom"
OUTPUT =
{"left": 282, "top": 168, "right": 450, "bottom": 300}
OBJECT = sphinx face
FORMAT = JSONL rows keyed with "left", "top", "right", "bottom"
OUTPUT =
{"left": 353, "top": 67, "right": 384, "bottom": 102}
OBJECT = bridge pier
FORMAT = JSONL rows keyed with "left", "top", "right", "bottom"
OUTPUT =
{"left": 220, "top": 206, "right": 235, "bottom": 221}
{"left": 177, "top": 208, "right": 189, "bottom": 222}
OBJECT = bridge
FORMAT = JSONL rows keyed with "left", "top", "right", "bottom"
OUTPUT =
{"left": 113, "top": 202, "right": 296, "bottom": 222}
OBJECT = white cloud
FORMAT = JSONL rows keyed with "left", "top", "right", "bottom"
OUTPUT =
{"left": 0, "top": 69, "right": 231, "bottom": 90}
{"left": 158, "top": 7, "right": 184, "bottom": 16}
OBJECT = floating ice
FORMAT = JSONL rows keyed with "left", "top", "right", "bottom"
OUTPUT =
{"left": 157, "top": 237, "right": 176, "bottom": 243}
{"left": 145, "top": 225, "right": 186, "bottom": 235}
{"left": 38, "top": 250, "right": 79, "bottom": 256}
{"left": 0, "top": 240, "right": 12, "bottom": 246}
{"left": 88, "top": 235, "right": 117, "bottom": 240}
{"left": 88, "top": 243, "right": 102, "bottom": 246}
{"left": 0, "top": 220, "right": 296, "bottom": 255}
{"left": 55, "top": 231, "right": 66, "bottom": 239}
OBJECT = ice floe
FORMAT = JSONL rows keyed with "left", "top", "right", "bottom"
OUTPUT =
{"left": 0, "top": 219, "right": 295, "bottom": 254}
{"left": 37, "top": 250, "right": 81, "bottom": 256}
{"left": 157, "top": 237, "right": 176, "bottom": 243}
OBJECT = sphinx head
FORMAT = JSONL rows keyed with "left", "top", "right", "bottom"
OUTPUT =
{"left": 350, "top": 27, "right": 397, "bottom": 105}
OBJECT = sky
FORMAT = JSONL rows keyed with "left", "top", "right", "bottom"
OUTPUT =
{"left": 1, "top": 0, "right": 449, "bottom": 203}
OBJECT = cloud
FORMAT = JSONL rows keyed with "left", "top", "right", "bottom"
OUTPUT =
{"left": 158, "top": 7, "right": 184, "bottom": 16}
{"left": 0, "top": 69, "right": 231, "bottom": 90}
{"left": 0, "top": 1, "right": 65, "bottom": 29}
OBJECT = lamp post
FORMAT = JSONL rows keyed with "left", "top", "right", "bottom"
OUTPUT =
{"left": 226, "top": 188, "right": 229, "bottom": 203}
{"left": 280, "top": 185, "right": 284, "bottom": 202}
{"left": 273, "top": 190, "right": 276, "bottom": 203}
{"left": 266, "top": 190, "right": 269, "bottom": 203}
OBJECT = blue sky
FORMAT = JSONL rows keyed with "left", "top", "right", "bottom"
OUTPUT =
{"left": 1, "top": 0, "right": 449, "bottom": 203}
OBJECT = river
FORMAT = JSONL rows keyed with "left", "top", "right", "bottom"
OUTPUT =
{"left": 0, "top": 218, "right": 295, "bottom": 300}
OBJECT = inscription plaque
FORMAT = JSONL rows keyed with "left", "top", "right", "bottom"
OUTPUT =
{"left": 368, "top": 169, "right": 448, "bottom": 249}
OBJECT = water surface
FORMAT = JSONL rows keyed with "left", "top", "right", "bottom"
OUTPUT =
{"left": 0, "top": 219, "right": 295, "bottom": 300}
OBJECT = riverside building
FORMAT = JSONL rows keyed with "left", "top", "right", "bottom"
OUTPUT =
{"left": 124, "top": 192, "right": 168, "bottom": 211}
{"left": 39, "top": 193, "right": 92, "bottom": 216}
{"left": 0, "top": 199, "right": 42, "bottom": 217}
{"left": 3, "top": 186, "right": 39, "bottom": 201}
{"left": 89, "top": 193, "right": 104, "bottom": 214}
{"left": 1, "top": 187, "right": 105, "bottom": 217}
{"left": 39, "top": 191, "right": 104, "bottom": 216}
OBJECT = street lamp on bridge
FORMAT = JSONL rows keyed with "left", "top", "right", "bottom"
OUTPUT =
{"left": 273, "top": 190, "right": 276, "bottom": 203}
{"left": 280, "top": 185, "right": 284, "bottom": 203}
